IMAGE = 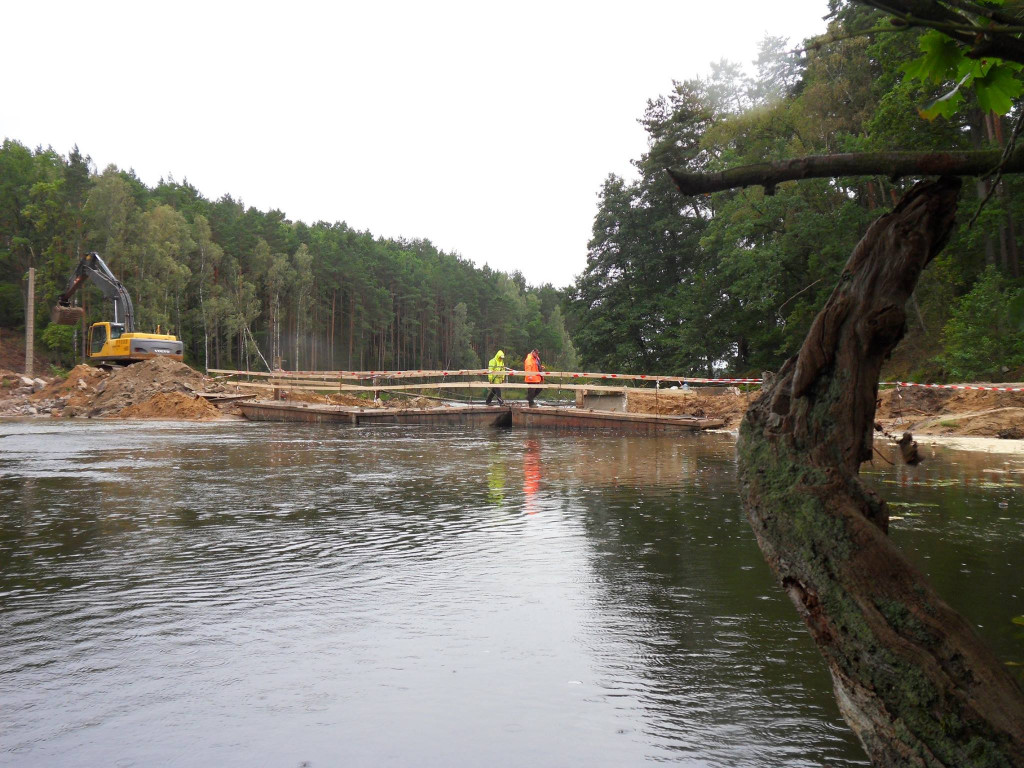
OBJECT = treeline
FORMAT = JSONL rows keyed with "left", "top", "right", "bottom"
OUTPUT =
{"left": 566, "top": 3, "right": 1024, "bottom": 381}
{"left": 0, "top": 143, "right": 576, "bottom": 373}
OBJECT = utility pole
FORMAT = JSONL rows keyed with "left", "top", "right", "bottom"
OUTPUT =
{"left": 25, "top": 267, "right": 35, "bottom": 377}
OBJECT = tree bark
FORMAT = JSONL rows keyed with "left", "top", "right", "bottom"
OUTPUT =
{"left": 736, "top": 177, "right": 1024, "bottom": 766}
{"left": 668, "top": 148, "right": 1023, "bottom": 196}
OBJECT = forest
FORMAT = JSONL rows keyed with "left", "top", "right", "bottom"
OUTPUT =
{"left": 2, "top": 2, "right": 1023, "bottom": 383}
{"left": 567, "top": 2, "right": 1024, "bottom": 382}
{"left": 0, "top": 146, "right": 577, "bottom": 374}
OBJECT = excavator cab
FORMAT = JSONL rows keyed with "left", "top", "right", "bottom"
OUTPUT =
{"left": 88, "top": 322, "right": 124, "bottom": 356}
{"left": 88, "top": 323, "right": 106, "bottom": 356}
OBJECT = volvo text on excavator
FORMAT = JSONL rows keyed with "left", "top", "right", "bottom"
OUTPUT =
{"left": 52, "top": 251, "right": 184, "bottom": 364}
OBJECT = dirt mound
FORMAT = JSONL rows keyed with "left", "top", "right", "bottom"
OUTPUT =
{"left": 876, "top": 386, "right": 952, "bottom": 418}
{"left": 284, "top": 390, "right": 380, "bottom": 408}
{"left": 946, "top": 388, "right": 1024, "bottom": 410}
{"left": 30, "top": 364, "right": 106, "bottom": 403}
{"left": 88, "top": 358, "right": 206, "bottom": 417}
{"left": 118, "top": 391, "right": 222, "bottom": 420}
{"left": 626, "top": 389, "right": 752, "bottom": 428}
{"left": 877, "top": 386, "right": 1024, "bottom": 437}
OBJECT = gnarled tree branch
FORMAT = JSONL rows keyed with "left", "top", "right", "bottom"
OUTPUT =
{"left": 737, "top": 177, "right": 1024, "bottom": 766}
{"left": 856, "top": 0, "right": 1024, "bottom": 64}
{"left": 667, "top": 147, "right": 1024, "bottom": 196}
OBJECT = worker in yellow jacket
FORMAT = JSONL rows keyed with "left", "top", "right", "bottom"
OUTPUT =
{"left": 486, "top": 350, "right": 507, "bottom": 405}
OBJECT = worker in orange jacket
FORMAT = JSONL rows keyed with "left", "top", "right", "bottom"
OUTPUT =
{"left": 524, "top": 348, "right": 543, "bottom": 407}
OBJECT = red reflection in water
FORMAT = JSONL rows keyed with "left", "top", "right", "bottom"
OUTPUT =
{"left": 523, "top": 438, "right": 540, "bottom": 515}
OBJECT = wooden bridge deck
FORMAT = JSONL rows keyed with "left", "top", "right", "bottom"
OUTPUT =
{"left": 239, "top": 401, "right": 723, "bottom": 433}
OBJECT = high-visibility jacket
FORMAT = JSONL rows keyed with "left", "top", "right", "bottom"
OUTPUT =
{"left": 488, "top": 354, "right": 506, "bottom": 384}
{"left": 524, "top": 353, "right": 542, "bottom": 384}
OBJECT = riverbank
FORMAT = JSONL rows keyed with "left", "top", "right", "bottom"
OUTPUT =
{"left": 2, "top": 361, "right": 1023, "bottom": 446}
{"left": 0, "top": 359, "right": 449, "bottom": 421}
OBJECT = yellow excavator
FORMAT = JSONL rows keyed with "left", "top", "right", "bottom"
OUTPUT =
{"left": 52, "top": 251, "right": 183, "bottom": 364}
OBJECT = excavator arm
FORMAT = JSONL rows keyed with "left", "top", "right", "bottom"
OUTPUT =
{"left": 53, "top": 252, "right": 135, "bottom": 332}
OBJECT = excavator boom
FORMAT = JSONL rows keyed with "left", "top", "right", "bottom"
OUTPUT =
{"left": 53, "top": 252, "right": 135, "bottom": 331}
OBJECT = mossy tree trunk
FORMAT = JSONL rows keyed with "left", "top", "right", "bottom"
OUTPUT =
{"left": 736, "top": 177, "right": 1024, "bottom": 767}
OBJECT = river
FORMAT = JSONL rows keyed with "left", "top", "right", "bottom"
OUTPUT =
{"left": 1, "top": 421, "right": 1021, "bottom": 767}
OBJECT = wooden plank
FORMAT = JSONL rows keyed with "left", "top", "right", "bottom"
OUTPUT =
{"left": 209, "top": 367, "right": 761, "bottom": 387}
{"left": 194, "top": 392, "right": 258, "bottom": 402}
{"left": 227, "top": 380, "right": 700, "bottom": 396}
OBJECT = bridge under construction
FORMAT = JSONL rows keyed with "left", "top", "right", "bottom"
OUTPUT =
{"left": 208, "top": 366, "right": 748, "bottom": 433}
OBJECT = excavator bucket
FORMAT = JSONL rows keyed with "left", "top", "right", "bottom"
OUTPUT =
{"left": 51, "top": 304, "right": 85, "bottom": 326}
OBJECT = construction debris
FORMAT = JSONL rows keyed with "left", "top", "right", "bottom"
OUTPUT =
{"left": 1, "top": 359, "right": 235, "bottom": 420}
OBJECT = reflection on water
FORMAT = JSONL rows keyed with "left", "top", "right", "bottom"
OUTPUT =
{"left": 0, "top": 421, "right": 1021, "bottom": 767}
{"left": 523, "top": 438, "right": 540, "bottom": 515}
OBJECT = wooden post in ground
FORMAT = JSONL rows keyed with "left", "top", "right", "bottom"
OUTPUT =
{"left": 24, "top": 267, "right": 35, "bottom": 377}
{"left": 81, "top": 292, "right": 87, "bottom": 364}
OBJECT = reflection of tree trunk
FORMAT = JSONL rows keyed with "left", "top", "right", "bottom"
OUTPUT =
{"left": 736, "top": 177, "right": 1024, "bottom": 767}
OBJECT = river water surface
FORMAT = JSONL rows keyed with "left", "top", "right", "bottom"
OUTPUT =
{"left": 1, "top": 421, "right": 1022, "bottom": 767}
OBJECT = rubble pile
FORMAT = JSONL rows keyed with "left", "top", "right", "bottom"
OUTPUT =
{"left": 0, "top": 369, "right": 53, "bottom": 415}
{"left": 84, "top": 357, "right": 208, "bottom": 417}
{"left": 1, "top": 358, "right": 237, "bottom": 421}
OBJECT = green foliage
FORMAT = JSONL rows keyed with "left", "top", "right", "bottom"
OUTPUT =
{"left": 941, "top": 267, "right": 1024, "bottom": 379}
{"left": 0, "top": 283, "right": 23, "bottom": 326}
{"left": 0, "top": 139, "right": 571, "bottom": 374}
{"left": 40, "top": 322, "right": 76, "bottom": 367}
{"left": 903, "top": 29, "right": 1023, "bottom": 119}
{"left": 567, "top": 13, "right": 1024, "bottom": 380}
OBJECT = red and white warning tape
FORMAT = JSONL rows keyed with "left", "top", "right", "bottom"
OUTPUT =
{"left": 215, "top": 367, "right": 1023, "bottom": 392}
{"left": 884, "top": 381, "right": 1024, "bottom": 392}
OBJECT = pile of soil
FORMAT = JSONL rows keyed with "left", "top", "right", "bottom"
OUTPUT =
{"left": 626, "top": 389, "right": 752, "bottom": 429}
{"left": 1, "top": 357, "right": 240, "bottom": 421}
{"left": 284, "top": 390, "right": 382, "bottom": 408}
{"left": 86, "top": 358, "right": 208, "bottom": 417}
{"left": 876, "top": 386, "right": 1024, "bottom": 437}
{"left": 876, "top": 387, "right": 953, "bottom": 419}
{"left": 118, "top": 391, "right": 222, "bottom": 420}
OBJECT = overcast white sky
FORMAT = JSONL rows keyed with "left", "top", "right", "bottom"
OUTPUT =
{"left": 3, "top": 1, "right": 829, "bottom": 288}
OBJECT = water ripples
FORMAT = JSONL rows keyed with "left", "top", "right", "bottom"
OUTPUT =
{"left": 9, "top": 422, "right": 995, "bottom": 765}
